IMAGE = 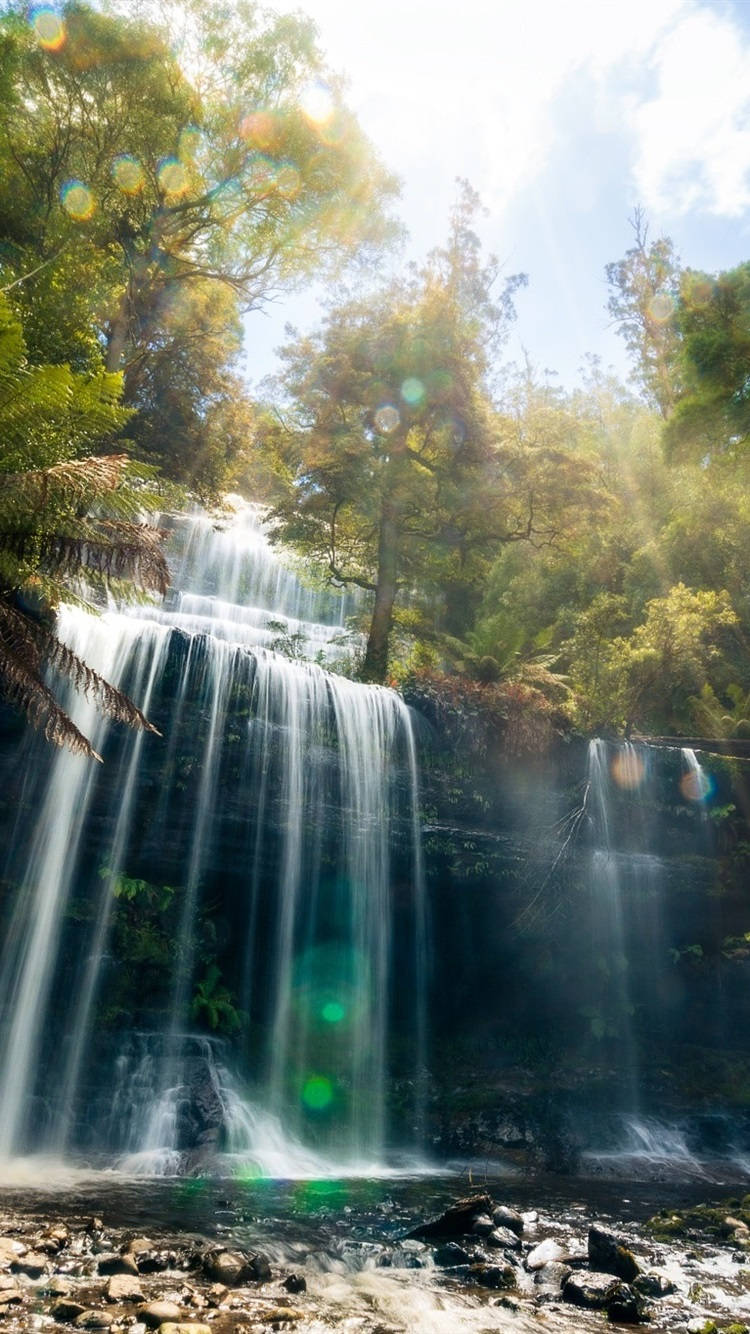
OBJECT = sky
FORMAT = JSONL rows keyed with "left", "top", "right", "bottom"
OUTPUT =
{"left": 243, "top": 0, "right": 750, "bottom": 395}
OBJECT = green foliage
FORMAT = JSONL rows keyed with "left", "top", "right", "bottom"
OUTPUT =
{"left": 664, "top": 262, "right": 750, "bottom": 464}
{"left": 606, "top": 208, "right": 682, "bottom": 418}
{"left": 0, "top": 294, "right": 168, "bottom": 757}
{"left": 191, "top": 964, "right": 243, "bottom": 1034}
{"left": 0, "top": 0, "right": 398, "bottom": 496}
{"left": 566, "top": 583, "right": 738, "bottom": 734}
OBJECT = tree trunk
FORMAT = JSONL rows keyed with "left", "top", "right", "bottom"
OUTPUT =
{"left": 360, "top": 503, "right": 398, "bottom": 683}
{"left": 105, "top": 297, "right": 129, "bottom": 373}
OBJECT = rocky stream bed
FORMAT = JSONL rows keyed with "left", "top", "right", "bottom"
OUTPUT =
{"left": 0, "top": 1173, "right": 748, "bottom": 1332}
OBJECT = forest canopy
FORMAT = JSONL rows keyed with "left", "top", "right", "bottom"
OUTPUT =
{"left": 1, "top": 0, "right": 749, "bottom": 746}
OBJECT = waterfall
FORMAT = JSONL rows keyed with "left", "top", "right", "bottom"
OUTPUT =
{"left": 0, "top": 503, "right": 426, "bottom": 1173}
{"left": 584, "top": 739, "right": 666, "bottom": 1113}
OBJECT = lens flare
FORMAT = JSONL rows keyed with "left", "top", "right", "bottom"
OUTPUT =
{"left": 647, "top": 291, "right": 675, "bottom": 324}
{"left": 249, "top": 155, "right": 277, "bottom": 191}
{"left": 276, "top": 163, "right": 301, "bottom": 199}
{"left": 374, "top": 405, "right": 400, "bottom": 434}
{"left": 111, "top": 154, "right": 144, "bottom": 195}
{"left": 158, "top": 158, "right": 188, "bottom": 196}
{"left": 239, "top": 111, "right": 280, "bottom": 152}
{"left": 321, "top": 1000, "right": 345, "bottom": 1024}
{"left": 610, "top": 750, "right": 645, "bottom": 790}
{"left": 179, "top": 125, "right": 201, "bottom": 161}
{"left": 301, "top": 1075, "right": 333, "bottom": 1111}
{"left": 680, "top": 769, "right": 712, "bottom": 802}
{"left": 60, "top": 180, "right": 94, "bottom": 220}
{"left": 30, "top": 5, "right": 65, "bottom": 50}
{"left": 401, "top": 377, "right": 425, "bottom": 405}
{"left": 300, "top": 80, "right": 334, "bottom": 125}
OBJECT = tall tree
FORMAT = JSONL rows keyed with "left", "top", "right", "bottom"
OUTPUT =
{"left": 259, "top": 191, "right": 605, "bottom": 680}
{"left": 606, "top": 208, "right": 682, "bottom": 418}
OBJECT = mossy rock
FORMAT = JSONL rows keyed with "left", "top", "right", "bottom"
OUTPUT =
{"left": 647, "top": 1197, "right": 750, "bottom": 1243}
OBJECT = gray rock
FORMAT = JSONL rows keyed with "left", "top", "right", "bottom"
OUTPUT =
{"left": 634, "top": 1269, "right": 676, "bottom": 1298}
{"left": 433, "top": 1242, "right": 472, "bottom": 1267}
{"left": 97, "top": 1254, "right": 139, "bottom": 1278}
{"left": 588, "top": 1224, "right": 640, "bottom": 1282}
{"left": 11, "top": 1253, "right": 47, "bottom": 1278}
{"left": 105, "top": 1275, "right": 145, "bottom": 1303}
{"left": 74, "top": 1311, "right": 113, "bottom": 1330}
{"left": 137, "top": 1302, "right": 183, "bottom": 1328}
{"left": 486, "top": 1226, "right": 522, "bottom": 1251}
{"left": 471, "top": 1214, "right": 495, "bottom": 1237}
{"left": 526, "top": 1239, "right": 567, "bottom": 1270}
{"left": 563, "top": 1271, "right": 620, "bottom": 1309}
{"left": 42, "top": 1278, "right": 73, "bottom": 1297}
{"left": 406, "top": 1194, "right": 495, "bottom": 1240}
{"left": 0, "top": 1239, "right": 25, "bottom": 1268}
{"left": 52, "top": 1300, "right": 87, "bottom": 1323}
{"left": 492, "top": 1206, "right": 524, "bottom": 1237}
{"left": 534, "top": 1261, "right": 572, "bottom": 1294}
{"left": 123, "top": 1239, "right": 154, "bottom": 1258}
{"left": 158, "top": 1325, "right": 212, "bottom": 1334}
{"left": 202, "top": 1251, "right": 247, "bottom": 1286}
{"left": 469, "top": 1263, "right": 517, "bottom": 1290}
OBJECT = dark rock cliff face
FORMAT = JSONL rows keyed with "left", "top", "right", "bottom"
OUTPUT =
{"left": 1, "top": 651, "right": 749, "bottom": 1170}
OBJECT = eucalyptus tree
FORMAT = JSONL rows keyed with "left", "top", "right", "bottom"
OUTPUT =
{"left": 260, "top": 190, "right": 606, "bottom": 681}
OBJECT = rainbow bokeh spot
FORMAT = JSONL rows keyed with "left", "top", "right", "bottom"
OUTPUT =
{"left": 680, "top": 768, "right": 712, "bottom": 802}
{"left": 374, "top": 404, "right": 400, "bottom": 434}
{"left": 30, "top": 5, "right": 65, "bottom": 50}
{"left": 301, "top": 1075, "right": 333, "bottom": 1111}
{"left": 60, "top": 180, "right": 94, "bottom": 220}
{"left": 157, "top": 158, "right": 188, "bottom": 196}
{"left": 610, "top": 750, "right": 645, "bottom": 790}
{"left": 111, "top": 155, "right": 145, "bottom": 195}
{"left": 401, "top": 377, "right": 425, "bottom": 405}
{"left": 647, "top": 291, "right": 675, "bottom": 324}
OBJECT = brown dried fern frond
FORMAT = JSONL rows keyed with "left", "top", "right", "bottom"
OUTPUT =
{"left": 0, "top": 618, "right": 102, "bottom": 761}
{"left": 0, "top": 601, "right": 161, "bottom": 753}
{"left": 0, "top": 454, "right": 131, "bottom": 507}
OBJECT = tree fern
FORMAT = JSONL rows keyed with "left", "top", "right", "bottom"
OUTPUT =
{"left": 0, "top": 295, "right": 169, "bottom": 759}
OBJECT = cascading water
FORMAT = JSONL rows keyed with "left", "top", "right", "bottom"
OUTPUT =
{"left": 0, "top": 503, "right": 426, "bottom": 1174}
{"left": 584, "top": 739, "right": 665, "bottom": 1113}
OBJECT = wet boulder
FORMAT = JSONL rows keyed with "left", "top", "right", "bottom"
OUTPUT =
{"left": 433, "top": 1242, "right": 473, "bottom": 1267}
{"left": 137, "top": 1302, "right": 183, "bottom": 1327}
{"left": 486, "top": 1226, "right": 522, "bottom": 1251}
{"left": 588, "top": 1224, "right": 640, "bottom": 1281}
{"left": 203, "top": 1249, "right": 270, "bottom": 1285}
{"left": 74, "top": 1311, "right": 114, "bottom": 1330}
{"left": 52, "top": 1299, "right": 87, "bottom": 1323}
{"left": 105, "top": 1275, "right": 145, "bottom": 1303}
{"left": 97, "top": 1253, "right": 139, "bottom": 1278}
{"left": 407, "top": 1194, "right": 495, "bottom": 1240}
{"left": 564, "top": 1272, "right": 645, "bottom": 1322}
{"left": 533, "top": 1261, "right": 572, "bottom": 1294}
{"left": 281, "top": 1274, "right": 306, "bottom": 1294}
{"left": 634, "top": 1269, "right": 676, "bottom": 1298}
{"left": 11, "top": 1252, "right": 47, "bottom": 1278}
{"left": 469, "top": 1262, "right": 517, "bottom": 1290}
{"left": 492, "top": 1206, "right": 524, "bottom": 1237}
{"left": 525, "top": 1239, "right": 567, "bottom": 1270}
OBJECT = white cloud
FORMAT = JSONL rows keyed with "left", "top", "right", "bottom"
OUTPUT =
{"left": 629, "top": 9, "right": 750, "bottom": 217}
